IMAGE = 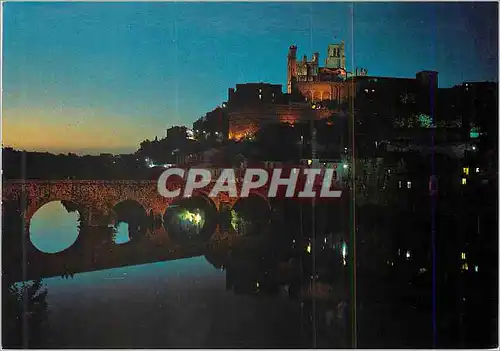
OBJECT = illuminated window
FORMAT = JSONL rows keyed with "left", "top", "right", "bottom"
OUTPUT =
{"left": 461, "top": 252, "right": 466, "bottom": 260}
{"left": 476, "top": 167, "right": 480, "bottom": 173}
{"left": 474, "top": 265, "right": 479, "bottom": 272}
{"left": 463, "top": 167, "right": 469, "bottom": 175}
{"left": 407, "top": 181, "right": 411, "bottom": 189}
{"left": 259, "top": 94, "right": 262, "bottom": 100}
{"left": 470, "top": 130, "right": 480, "bottom": 138}
{"left": 462, "top": 178, "right": 467, "bottom": 185}
{"left": 461, "top": 263, "right": 469, "bottom": 271}
{"left": 398, "top": 181, "right": 402, "bottom": 188}
{"left": 341, "top": 242, "right": 347, "bottom": 258}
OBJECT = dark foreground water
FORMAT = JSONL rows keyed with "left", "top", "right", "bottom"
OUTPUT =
{"left": 5, "top": 198, "right": 497, "bottom": 349}
{"left": 32, "top": 257, "right": 305, "bottom": 349}
{"left": 5, "top": 200, "right": 342, "bottom": 349}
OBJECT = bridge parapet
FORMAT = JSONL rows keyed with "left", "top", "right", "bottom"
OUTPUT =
{"left": 3, "top": 180, "right": 270, "bottom": 223}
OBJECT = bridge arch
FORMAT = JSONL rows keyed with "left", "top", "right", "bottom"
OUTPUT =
{"left": 229, "top": 193, "right": 272, "bottom": 237}
{"left": 163, "top": 192, "right": 219, "bottom": 245}
{"left": 26, "top": 196, "right": 87, "bottom": 224}
{"left": 110, "top": 199, "right": 149, "bottom": 243}
{"left": 192, "top": 189, "right": 219, "bottom": 212}
{"left": 110, "top": 197, "right": 149, "bottom": 216}
{"left": 110, "top": 199, "right": 148, "bottom": 215}
{"left": 29, "top": 200, "right": 83, "bottom": 255}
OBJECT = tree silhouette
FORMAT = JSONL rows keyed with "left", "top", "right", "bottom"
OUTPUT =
{"left": 2, "top": 198, "right": 25, "bottom": 284}
{"left": 2, "top": 279, "right": 49, "bottom": 348}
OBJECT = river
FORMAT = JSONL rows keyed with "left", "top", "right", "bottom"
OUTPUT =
{"left": 7, "top": 200, "right": 340, "bottom": 348}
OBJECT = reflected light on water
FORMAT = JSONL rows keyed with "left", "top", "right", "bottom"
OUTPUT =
{"left": 30, "top": 201, "right": 80, "bottom": 253}
{"left": 113, "top": 222, "right": 131, "bottom": 244}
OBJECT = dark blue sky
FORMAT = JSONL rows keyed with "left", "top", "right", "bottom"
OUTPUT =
{"left": 3, "top": 2, "right": 498, "bottom": 154}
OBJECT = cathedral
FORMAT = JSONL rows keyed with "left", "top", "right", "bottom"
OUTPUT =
{"left": 287, "top": 41, "right": 366, "bottom": 104}
{"left": 195, "top": 39, "right": 440, "bottom": 142}
{"left": 200, "top": 40, "right": 373, "bottom": 141}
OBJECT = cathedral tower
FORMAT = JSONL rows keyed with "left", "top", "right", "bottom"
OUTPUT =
{"left": 325, "top": 40, "right": 346, "bottom": 70}
{"left": 287, "top": 45, "right": 297, "bottom": 94}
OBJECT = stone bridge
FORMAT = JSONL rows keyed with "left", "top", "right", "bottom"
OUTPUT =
{"left": 2, "top": 179, "right": 271, "bottom": 225}
{"left": 2, "top": 179, "right": 273, "bottom": 282}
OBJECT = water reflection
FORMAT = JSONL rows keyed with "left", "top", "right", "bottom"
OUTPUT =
{"left": 8, "top": 191, "right": 489, "bottom": 349}
{"left": 230, "top": 195, "right": 271, "bottom": 237}
{"left": 9, "top": 197, "right": 351, "bottom": 348}
{"left": 112, "top": 221, "right": 131, "bottom": 244}
{"left": 30, "top": 201, "right": 80, "bottom": 253}
{"left": 8, "top": 256, "right": 316, "bottom": 349}
{"left": 169, "top": 207, "right": 205, "bottom": 235}
{"left": 112, "top": 200, "right": 147, "bottom": 242}
{"left": 164, "top": 197, "right": 217, "bottom": 244}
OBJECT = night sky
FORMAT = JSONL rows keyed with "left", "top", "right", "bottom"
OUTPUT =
{"left": 3, "top": 2, "right": 498, "bottom": 155}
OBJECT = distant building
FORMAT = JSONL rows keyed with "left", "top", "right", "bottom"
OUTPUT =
{"left": 287, "top": 42, "right": 353, "bottom": 103}
{"left": 287, "top": 41, "right": 440, "bottom": 113}
{"left": 193, "top": 106, "right": 228, "bottom": 141}
{"left": 227, "top": 83, "right": 284, "bottom": 107}
{"left": 225, "top": 83, "right": 331, "bottom": 140}
{"left": 195, "top": 42, "right": 354, "bottom": 141}
{"left": 351, "top": 70, "right": 439, "bottom": 114}
{"left": 196, "top": 39, "right": 496, "bottom": 148}
{"left": 166, "top": 126, "right": 187, "bottom": 141}
{"left": 455, "top": 82, "right": 497, "bottom": 141}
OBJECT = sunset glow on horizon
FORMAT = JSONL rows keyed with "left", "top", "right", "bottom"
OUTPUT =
{"left": 3, "top": 2, "right": 497, "bottom": 154}
{"left": 2, "top": 106, "right": 163, "bottom": 155}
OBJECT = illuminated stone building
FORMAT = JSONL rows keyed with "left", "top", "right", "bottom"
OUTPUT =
{"left": 287, "top": 41, "right": 362, "bottom": 104}
{"left": 226, "top": 83, "right": 331, "bottom": 140}
{"left": 199, "top": 40, "right": 446, "bottom": 142}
